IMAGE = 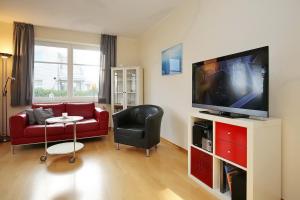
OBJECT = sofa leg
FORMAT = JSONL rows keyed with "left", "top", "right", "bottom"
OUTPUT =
{"left": 116, "top": 143, "right": 120, "bottom": 150}
{"left": 155, "top": 145, "right": 158, "bottom": 149}
{"left": 146, "top": 149, "right": 150, "bottom": 157}
{"left": 11, "top": 145, "right": 15, "bottom": 154}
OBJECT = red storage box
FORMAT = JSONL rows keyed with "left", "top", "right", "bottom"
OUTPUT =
{"left": 191, "top": 146, "right": 213, "bottom": 188}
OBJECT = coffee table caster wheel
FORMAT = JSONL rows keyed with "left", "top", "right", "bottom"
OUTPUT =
{"left": 40, "top": 155, "right": 47, "bottom": 162}
{"left": 69, "top": 157, "right": 76, "bottom": 163}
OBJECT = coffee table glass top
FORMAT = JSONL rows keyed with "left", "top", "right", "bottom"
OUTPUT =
{"left": 46, "top": 116, "right": 83, "bottom": 124}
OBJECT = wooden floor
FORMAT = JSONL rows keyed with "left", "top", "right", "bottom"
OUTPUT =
{"left": 0, "top": 132, "right": 216, "bottom": 200}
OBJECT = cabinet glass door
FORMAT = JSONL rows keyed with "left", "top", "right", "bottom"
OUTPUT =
{"left": 113, "top": 69, "right": 124, "bottom": 113}
{"left": 126, "top": 69, "right": 137, "bottom": 108}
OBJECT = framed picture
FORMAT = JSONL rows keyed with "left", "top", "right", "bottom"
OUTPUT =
{"left": 162, "top": 43, "right": 183, "bottom": 75}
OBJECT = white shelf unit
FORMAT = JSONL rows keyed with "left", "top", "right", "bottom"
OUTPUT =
{"left": 111, "top": 66, "right": 143, "bottom": 114}
{"left": 188, "top": 112, "right": 282, "bottom": 200}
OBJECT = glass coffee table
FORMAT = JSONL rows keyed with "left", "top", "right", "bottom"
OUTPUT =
{"left": 40, "top": 116, "right": 84, "bottom": 163}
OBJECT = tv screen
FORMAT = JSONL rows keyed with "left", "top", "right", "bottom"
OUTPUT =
{"left": 192, "top": 46, "right": 269, "bottom": 117}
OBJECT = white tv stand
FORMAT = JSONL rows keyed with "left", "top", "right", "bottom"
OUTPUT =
{"left": 188, "top": 112, "right": 281, "bottom": 200}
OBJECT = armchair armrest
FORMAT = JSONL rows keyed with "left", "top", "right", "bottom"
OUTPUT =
{"left": 95, "top": 107, "right": 109, "bottom": 130}
{"left": 9, "top": 112, "right": 27, "bottom": 139}
{"left": 144, "top": 110, "right": 163, "bottom": 145}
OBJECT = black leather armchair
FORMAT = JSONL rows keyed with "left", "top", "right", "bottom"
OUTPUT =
{"left": 112, "top": 105, "right": 164, "bottom": 156}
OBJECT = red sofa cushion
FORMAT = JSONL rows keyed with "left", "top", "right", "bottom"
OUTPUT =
{"left": 65, "top": 119, "right": 99, "bottom": 134}
{"left": 32, "top": 103, "right": 66, "bottom": 117}
{"left": 24, "top": 124, "right": 65, "bottom": 138}
{"left": 66, "top": 103, "right": 95, "bottom": 119}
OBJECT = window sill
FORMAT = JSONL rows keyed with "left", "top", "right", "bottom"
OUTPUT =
{"left": 33, "top": 97, "right": 99, "bottom": 103}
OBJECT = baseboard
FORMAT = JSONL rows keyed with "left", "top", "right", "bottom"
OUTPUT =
{"left": 160, "top": 137, "right": 187, "bottom": 153}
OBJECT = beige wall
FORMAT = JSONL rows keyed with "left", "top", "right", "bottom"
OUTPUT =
{"left": 0, "top": 21, "right": 140, "bottom": 130}
{"left": 0, "top": 22, "right": 13, "bottom": 54}
{"left": 139, "top": 0, "right": 300, "bottom": 199}
{"left": 117, "top": 37, "right": 139, "bottom": 67}
{"left": 35, "top": 25, "right": 100, "bottom": 45}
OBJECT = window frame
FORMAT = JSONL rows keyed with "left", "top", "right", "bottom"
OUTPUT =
{"left": 33, "top": 40, "right": 100, "bottom": 103}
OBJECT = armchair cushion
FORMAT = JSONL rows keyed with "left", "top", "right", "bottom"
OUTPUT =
{"left": 116, "top": 124, "right": 145, "bottom": 139}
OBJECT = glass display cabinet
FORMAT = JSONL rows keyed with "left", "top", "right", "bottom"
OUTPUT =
{"left": 111, "top": 67, "right": 143, "bottom": 114}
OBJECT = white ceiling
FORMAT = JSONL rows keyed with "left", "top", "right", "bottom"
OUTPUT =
{"left": 0, "top": 0, "right": 182, "bottom": 37}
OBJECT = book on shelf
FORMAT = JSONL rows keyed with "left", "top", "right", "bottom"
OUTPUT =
{"left": 220, "top": 162, "right": 242, "bottom": 194}
{"left": 225, "top": 168, "right": 239, "bottom": 193}
{"left": 220, "top": 161, "right": 228, "bottom": 193}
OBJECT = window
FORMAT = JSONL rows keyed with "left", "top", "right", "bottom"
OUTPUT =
{"left": 34, "top": 45, "right": 68, "bottom": 98}
{"left": 73, "top": 49, "right": 100, "bottom": 97}
{"left": 33, "top": 42, "right": 100, "bottom": 102}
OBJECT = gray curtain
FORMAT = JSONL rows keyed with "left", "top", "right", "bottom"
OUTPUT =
{"left": 11, "top": 22, "right": 34, "bottom": 106}
{"left": 98, "top": 34, "right": 117, "bottom": 104}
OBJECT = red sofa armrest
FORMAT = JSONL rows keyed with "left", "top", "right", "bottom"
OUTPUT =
{"left": 9, "top": 113, "right": 27, "bottom": 139}
{"left": 95, "top": 107, "right": 109, "bottom": 130}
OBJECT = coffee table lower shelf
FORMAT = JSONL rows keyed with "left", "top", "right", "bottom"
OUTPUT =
{"left": 40, "top": 142, "right": 84, "bottom": 163}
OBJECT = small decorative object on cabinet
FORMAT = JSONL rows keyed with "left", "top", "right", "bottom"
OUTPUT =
{"left": 111, "top": 66, "right": 143, "bottom": 114}
{"left": 188, "top": 112, "right": 281, "bottom": 200}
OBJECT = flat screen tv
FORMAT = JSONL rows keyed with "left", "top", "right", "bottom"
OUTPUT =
{"left": 192, "top": 46, "right": 269, "bottom": 118}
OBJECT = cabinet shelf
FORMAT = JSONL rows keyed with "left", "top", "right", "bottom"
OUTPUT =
{"left": 188, "top": 113, "right": 282, "bottom": 200}
{"left": 191, "top": 144, "right": 213, "bottom": 156}
{"left": 214, "top": 155, "right": 247, "bottom": 172}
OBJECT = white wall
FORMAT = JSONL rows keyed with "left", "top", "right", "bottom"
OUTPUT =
{"left": 139, "top": 0, "right": 300, "bottom": 199}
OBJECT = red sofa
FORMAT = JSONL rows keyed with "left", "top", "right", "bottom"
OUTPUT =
{"left": 9, "top": 102, "right": 109, "bottom": 146}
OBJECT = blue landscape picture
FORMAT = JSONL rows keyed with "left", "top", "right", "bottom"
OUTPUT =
{"left": 162, "top": 44, "right": 182, "bottom": 75}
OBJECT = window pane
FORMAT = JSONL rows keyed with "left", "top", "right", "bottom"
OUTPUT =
{"left": 73, "top": 49, "right": 100, "bottom": 65}
{"left": 73, "top": 65, "right": 99, "bottom": 97}
{"left": 35, "top": 45, "right": 67, "bottom": 63}
{"left": 33, "top": 63, "right": 68, "bottom": 97}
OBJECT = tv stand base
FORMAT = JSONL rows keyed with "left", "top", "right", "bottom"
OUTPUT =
{"left": 199, "top": 110, "right": 250, "bottom": 119}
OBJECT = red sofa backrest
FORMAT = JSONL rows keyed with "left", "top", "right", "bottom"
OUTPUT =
{"left": 32, "top": 103, "right": 66, "bottom": 117}
{"left": 66, "top": 103, "right": 95, "bottom": 119}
